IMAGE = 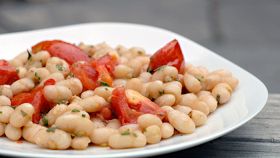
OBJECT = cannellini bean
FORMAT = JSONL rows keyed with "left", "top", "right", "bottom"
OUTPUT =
{"left": 16, "top": 66, "right": 27, "bottom": 78}
{"left": 203, "top": 74, "right": 221, "bottom": 90}
{"left": 128, "top": 47, "right": 146, "bottom": 56}
{"left": 26, "top": 67, "right": 50, "bottom": 83}
{"left": 40, "top": 72, "right": 65, "bottom": 85}
{"left": 119, "top": 124, "right": 140, "bottom": 133}
{"left": 10, "top": 103, "right": 34, "bottom": 128}
{"left": 93, "top": 87, "right": 113, "bottom": 101}
{"left": 163, "top": 81, "right": 182, "bottom": 102}
{"left": 222, "top": 76, "right": 239, "bottom": 90}
{"left": 43, "top": 85, "right": 72, "bottom": 103}
{"left": 126, "top": 78, "right": 143, "bottom": 93}
{"left": 173, "top": 105, "right": 192, "bottom": 115}
{"left": 188, "top": 100, "right": 210, "bottom": 115}
{"left": 146, "top": 81, "right": 164, "bottom": 99}
{"left": 108, "top": 131, "right": 146, "bottom": 149}
{"left": 161, "top": 123, "right": 174, "bottom": 139}
{"left": 0, "top": 123, "right": 6, "bottom": 136}
{"left": 113, "top": 65, "right": 134, "bottom": 79}
{"left": 183, "top": 73, "right": 202, "bottom": 93}
{"left": 127, "top": 58, "right": 144, "bottom": 77}
{"left": 0, "top": 95, "right": 11, "bottom": 106}
{"left": 57, "top": 78, "right": 83, "bottom": 95}
{"left": 112, "top": 79, "right": 127, "bottom": 88}
{"left": 63, "top": 109, "right": 90, "bottom": 120}
{"left": 190, "top": 110, "right": 207, "bottom": 127}
{"left": 185, "top": 66, "right": 208, "bottom": 81}
{"left": 92, "top": 118, "right": 106, "bottom": 129}
{"left": 44, "top": 104, "right": 68, "bottom": 126}
{"left": 11, "top": 78, "right": 35, "bottom": 95}
{"left": 211, "top": 69, "right": 232, "bottom": 77}
{"left": 197, "top": 91, "right": 211, "bottom": 97}
{"left": 71, "top": 136, "right": 91, "bottom": 150}
{"left": 0, "top": 85, "right": 13, "bottom": 98}
{"left": 31, "top": 51, "right": 50, "bottom": 66}
{"left": 23, "top": 122, "right": 46, "bottom": 144}
{"left": 212, "top": 83, "right": 232, "bottom": 104}
{"left": 9, "top": 52, "right": 28, "bottom": 67}
{"left": 144, "top": 125, "right": 161, "bottom": 144}
{"left": 179, "top": 93, "right": 198, "bottom": 107}
{"left": 25, "top": 60, "right": 42, "bottom": 69}
{"left": 35, "top": 127, "right": 71, "bottom": 150}
{"left": 161, "top": 106, "right": 174, "bottom": 113}
{"left": 198, "top": 94, "right": 217, "bottom": 113}
{"left": 81, "top": 90, "right": 95, "bottom": 99}
{"left": 140, "top": 83, "right": 149, "bottom": 97}
{"left": 106, "top": 119, "right": 121, "bottom": 129}
{"left": 79, "top": 95, "right": 108, "bottom": 113}
{"left": 0, "top": 106, "right": 14, "bottom": 123}
{"left": 46, "top": 57, "right": 70, "bottom": 76}
{"left": 67, "top": 103, "right": 83, "bottom": 111}
{"left": 151, "top": 66, "right": 178, "bottom": 82}
{"left": 70, "top": 96, "right": 82, "bottom": 104}
{"left": 167, "top": 110, "right": 195, "bottom": 134}
{"left": 55, "top": 114, "right": 94, "bottom": 136}
{"left": 138, "top": 72, "right": 152, "bottom": 83}
{"left": 90, "top": 127, "right": 118, "bottom": 145}
{"left": 137, "top": 114, "right": 162, "bottom": 129}
{"left": 154, "top": 94, "right": 176, "bottom": 107}
{"left": 5, "top": 124, "right": 22, "bottom": 141}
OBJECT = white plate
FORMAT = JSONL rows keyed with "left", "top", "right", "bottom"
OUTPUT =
{"left": 0, "top": 23, "right": 268, "bottom": 158}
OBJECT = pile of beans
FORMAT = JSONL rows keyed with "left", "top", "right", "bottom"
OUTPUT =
{"left": 0, "top": 42, "right": 238, "bottom": 150}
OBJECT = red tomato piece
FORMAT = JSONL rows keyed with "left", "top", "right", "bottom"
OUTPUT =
{"left": 32, "top": 40, "right": 90, "bottom": 65}
{"left": 70, "top": 62, "right": 99, "bottom": 90}
{"left": 93, "top": 54, "right": 118, "bottom": 75}
{"left": 95, "top": 65, "right": 113, "bottom": 87}
{"left": 129, "top": 101, "right": 166, "bottom": 120}
{"left": 0, "top": 59, "right": 19, "bottom": 85}
{"left": 100, "top": 106, "right": 113, "bottom": 120}
{"left": 148, "top": 39, "right": 185, "bottom": 73}
{"left": 11, "top": 93, "right": 33, "bottom": 106}
{"left": 111, "top": 87, "right": 141, "bottom": 125}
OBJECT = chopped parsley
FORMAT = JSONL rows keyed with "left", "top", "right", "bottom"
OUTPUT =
{"left": 71, "top": 109, "right": 80, "bottom": 113}
{"left": 42, "top": 116, "right": 49, "bottom": 127}
{"left": 57, "top": 100, "right": 68, "bottom": 104}
{"left": 0, "top": 111, "right": 2, "bottom": 114}
{"left": 56, "top": 64, "right": 64, "bottom": 71}
{"left": 68, "top": 72, "right": 75, "bottom": 78}
{"left": 21, "top": 110, "right": 27, "bottom": 117}
{"left": 27, "top": 50, "right": 32, "bottom": 60}
{"left": 121, "top": 130, "right": 130, "bottom": 136}
{"left": 105, "top": 87, "right": 109, "bottom": 91}
{"left": 147, "top": 67, "right": 153, "bottom": 73}
{"left": 100, "top": 81, "right": 110, "bottom": 87}
{"left": 81, "top": 114, "right": 86, "bottom": 118}
{"left": 159, "top": 90, "right": 164, "bottom": 96}
{"left": 195, "top": 75, "right": 204, "bottom": 82}
{"left": 132, "top": 132, "right": 138, "bottom": 137}
{"left": 34, "top": 72, "right": 41, "bottom": 81}
{"left": 16, "top": 68, "right": 20, "bottom": 74}
{"left": 46, "top": 127, "right": 57, "bottom": 133}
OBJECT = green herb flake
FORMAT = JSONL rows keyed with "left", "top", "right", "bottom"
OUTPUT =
{"left": 16, "top": 69, "right": 20, "bottom": 74}
{"left": 121, "top": 129, "right": 130, "bottom": 136}
{"left": 68, "top": 72, "right": 75, "bottom": 78}
{"left": 132, "top": 132, "right": 138, "bottom": 137}
{"left": 56, "top": 64, "right": 64, "bottom": 71}
{"left": 81, "top": 114, "right": 86, "bottom": 118}
{"left": 0, "top": 111, "right": 2, "bottom": 114}
{"left": 34, "top": 72, "right": 41, "bottom": 81}
{"left": 42, "top": 116, "right": 49, "bottom": 127}
{"left": 159, "top": 90, "right": 164, "bottom": 96}
{"left": 216, "top": 94, "right": 221, "bottom": 104}
{"left": 57, "top": 100, "right": 68, "bottom": 104}
{"left": 100, "top": 81, "right": 110, "bottom": 87}
{"left": 195, "top": 75, "right": 204, "bottom": 82}
{"left": 46, "top": 127, "right": 57, "bottom": 133}
{"left": 27, "top": 50, "right": 32, "bottom": 60}
{"left": 71, "top": 109, "right": 80, "bottom": 113}
{"left": 21, "top": 110, "right": 27, "bottom": 117}
{"left": 105, "top": 87, "right": 109, "bottom": 91}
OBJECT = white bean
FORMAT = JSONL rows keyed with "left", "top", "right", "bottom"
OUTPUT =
{"left": 112, "top": 79, "right": 127, "bottom": 88}
{"left": 81, "top": 90, "right": 95, "bottom": 99}
{"left": 93, "top": 87, "right": 113, "bottom": 101}
{"left": 57, "top": 78, "right": 83, "bottom": 95}
{"left": 179, "top": 93, "right": 198, "bottom": 107}
{"left": 46, "top": 57, "right": 70, "bottom": 76}
{"left": 151, "top": 66, "right": 178, "bottom": 82}
{"left": 161, "top": 123, "right": 174, "bottom": 139}
{"left": 26, "top": 67, "right": 50, "bottom": 83}
{"left": 173, "top": 105, "right": 192, "bottom": 115}
{"left": 0, "top": 85, "right": 13, "bottom": 99}
{"left": 10, "top": 103, "right": 34, "bottom": 128}
{"left": 167, "top": 110, "right": 195, "bottom": 134}
{"left": 198, "top": 94, "right": 217, "bottom": 113}
{"left": 144, "top": 125, "right": 161, "bottom": 144}
{"left": 183, "top": 73, "right": 202, "bottom": 93}
{"left": 154, "top": 94, "right": 176, "bottom": 107}
{"left": 5, "top": 124, "right": 22, "bottom": 141}
{"left": 113, "top": 65, "right": 134, "bottom": 79}
{"left": 0, "top": 106, "right": 14, "bottom": 123}
{"left": 9, "top": 52, "right": 28, "bottom": 67}
{"left": 23, "top": 122, "right": 46, "bottom": 144}
{"left": 163, "top": 81, "right": 182, "bottom": 103}
{"left": 79, "top": 95, "right": 108, "bottom": 113}
{"left": 106, "top": 119, "right": 121, "bottom": 129}
{"left": 90, "top": 127, "right": 118, "bottom": 145}
{"left": 71, "top": 136, "right": 91, "bottom": 150}
{"left": 190, "top": 110, "right": 207, "bottom": 127}
{"left": 0, "top": 123, "right": 6, "bottom": 136}
{"left": 137, "top": 114, "right": 162, "bottom": 129}
{"left": 138, "top": 72, "right": 152, "bottom": 83}
{"left": 146, "top": 81, "right": 164, "bottom": 99}
{"left": 44, "top": 104, "right": 68, "bottom": 126}
{"left": 11, "top": 78, "right": 35, "bottom": 95}
{"left": 188, "top": 100, "right": 210, "bottom": 115}
{"left": 43, "top": 85, "right": 72, "bottom": 103}
{"left": 16, "top": 66, "right": 27, "bottom": 79}
{"left": 108, "top": 131, "right": 146, "bottom": 149}
{"left": 40, "top": 72, "right": 65, "bottom": 85}
{"left": 126, "top": 78, "right": 143, "bottom": 93}
{"left": 0, "top": 95, "right": 11, "bottom": 106}
{"left": 31, "top": 51, "right": 50, "bottom": 66}
{"left": 212, "top": 83, "right": 232, "bottom": 104}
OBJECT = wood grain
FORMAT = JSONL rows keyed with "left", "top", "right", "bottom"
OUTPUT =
{"left": 156, "top": 94, "right": 280, "bottom": 158}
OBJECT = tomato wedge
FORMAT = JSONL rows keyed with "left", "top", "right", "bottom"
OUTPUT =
{"left": 70, "top": 62, "right": 99, "bottom": 90}
{"left": 32, "top": 40, "right": 90, "bottom": 65}
{"left": 0, "top": 59, "right": 19, "bottom": 85}
{"left": 148, "top": 39, "right": 185, "bottom": 73}
{"left": 11, "top": 79, "right": 56, "bottom": 123}
{"left": 111, "top": 87, "right": 141, "bottom": 124}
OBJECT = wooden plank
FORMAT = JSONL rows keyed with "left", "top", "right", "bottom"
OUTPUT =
{"left": 155, "top": 94, "right": 280, "bottom": 158}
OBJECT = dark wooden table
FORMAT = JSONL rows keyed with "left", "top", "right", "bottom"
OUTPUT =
{"left": 155, "top": 94, "right": 279, "bottom": 158}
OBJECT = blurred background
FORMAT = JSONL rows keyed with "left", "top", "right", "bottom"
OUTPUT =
{"left": 0, "top": 0, "right": 279, "bottom": 92}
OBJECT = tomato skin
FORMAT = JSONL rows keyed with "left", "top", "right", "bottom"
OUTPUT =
{"left": 70, "top": 62, "right": 99, "bottom": 90}
{"left": 0, "top": 59, "right": 19, "bottom": 85}
{"left": 148, "top": 39, "right": 185, "bottom": 72}
{"left": 111, "top": 87, "right": 141, "bottom": 124}
{"left": 32, "top": 40, "right": 90, "bottom": 65}
{"left": 11, "top": 93, "right": 33, "bottom": 106}
{"left": 129, "top": 101, "right": 166, "bottom": 120}
{"left": 93, "top": 54, "right": 117, "bottom": 75}
{"left": 100, "top": 106, "right": 113, "bottom": 120}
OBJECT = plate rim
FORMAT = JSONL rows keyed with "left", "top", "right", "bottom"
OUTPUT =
{"left": 0, "top": 22, "right": 268, "bottom": 158}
